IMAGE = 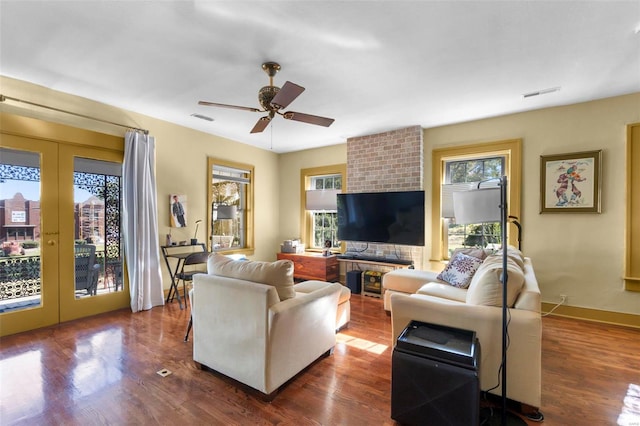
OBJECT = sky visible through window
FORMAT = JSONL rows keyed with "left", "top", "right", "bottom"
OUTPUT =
{"left": 0, "top": 180, "right": 93, "bottom": 203}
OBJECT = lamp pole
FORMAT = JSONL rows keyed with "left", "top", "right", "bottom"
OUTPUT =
{"left": 500, "top": 175, "right": 509, "bottom": 426}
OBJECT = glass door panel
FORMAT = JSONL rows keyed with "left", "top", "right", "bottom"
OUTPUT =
{"left": 73, "top": 157, "right": 124, "bottom": 299}
{"left": 0, "top": 148, "right": 43, "bottom": 311}
{"left": 58, "top": 145, "right": 128, "bottom": 323}
{"left": 0, "top": 138, "right": 59, "bottom": 335}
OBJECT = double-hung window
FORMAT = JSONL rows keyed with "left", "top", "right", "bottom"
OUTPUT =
{"left": 208, "top": 158, "right": 253, "bottom": 253}
{"left": 308, "top": 174, "right": 341, "bottom": 249}
{"left": 301, "top": 164, "right": 346, "bottom": 251}
{"left": 431, "top": 139, "right": 522, "bottom": 260}
{"left": 444, "top": 156, "right": 504, "bottom": 256}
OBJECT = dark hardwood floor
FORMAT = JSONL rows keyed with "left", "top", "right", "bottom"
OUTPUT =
{"left": 0, "top": 294, "right": 638, "bottom": 425}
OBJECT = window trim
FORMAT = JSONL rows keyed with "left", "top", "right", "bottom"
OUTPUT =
{"left": 431, "top": 139, "right": 522, "bottom": 261}
{"left": 625, "top": 123, "right": 640, "bottom": 291}
{"left": 300, "top": 164, "right": 346, "bottom": 252}
{"left": 206, "top": 157, "right": 254, "bottom": 255}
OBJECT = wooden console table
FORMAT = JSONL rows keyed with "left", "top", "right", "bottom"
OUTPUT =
{"left": 277, "top": 252, "right": 339, "bottom": 282}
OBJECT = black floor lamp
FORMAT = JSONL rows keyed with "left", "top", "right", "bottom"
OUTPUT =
{"left": 453, "top": 176, "right": 526, "bottom": 426}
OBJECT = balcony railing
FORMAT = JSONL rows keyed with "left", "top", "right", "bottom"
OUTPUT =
{"left": 0, "top": 252, "right": 122, "bottom": 301}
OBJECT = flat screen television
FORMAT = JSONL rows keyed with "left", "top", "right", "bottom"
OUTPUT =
{"left": 337, "top": 190, "right": 425, "bottom": 246}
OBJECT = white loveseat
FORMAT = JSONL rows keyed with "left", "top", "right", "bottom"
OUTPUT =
{"left": 386, "top": 249, "right": 542, "bottom": 411}
{"left": 191, "top": 254, "right": 344, "bottom": 398}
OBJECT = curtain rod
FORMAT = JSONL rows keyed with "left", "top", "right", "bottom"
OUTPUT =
{"left": 0, "top": 94, "right": 149, "bottom": 135}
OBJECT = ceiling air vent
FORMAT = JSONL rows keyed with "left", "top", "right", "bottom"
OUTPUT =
{"left": 191, "top": 113, "right": 214, "bottom": 122}
{"left": 522, "top": 86, "right": 561, "bottom": 99}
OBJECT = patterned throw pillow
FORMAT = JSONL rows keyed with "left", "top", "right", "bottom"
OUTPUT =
{"left": 436, "top": 252, "right": 484, "bottom": 289}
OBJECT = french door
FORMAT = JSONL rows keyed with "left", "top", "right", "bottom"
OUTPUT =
{"left": 0, "top": 120, "right": 129, "bottom": 336}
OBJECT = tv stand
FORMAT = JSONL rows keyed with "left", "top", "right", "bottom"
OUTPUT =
{"left": 337, "top": 254, "right": 413, "bottom": 267}
{"left": 337, "top": 256, "right": 413, "bottom": 298}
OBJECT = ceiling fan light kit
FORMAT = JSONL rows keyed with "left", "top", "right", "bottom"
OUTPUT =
{"left": 199, "top": 62, "right": 334, "bottom": 133}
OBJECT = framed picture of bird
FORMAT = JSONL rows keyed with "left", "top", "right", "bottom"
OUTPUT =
{"left": 540, "top": 150, "right": 602, "bottom": 213}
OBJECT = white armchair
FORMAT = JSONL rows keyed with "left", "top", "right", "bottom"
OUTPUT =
{"left": 191, "top": 254, "right": 342, "bottom": 399}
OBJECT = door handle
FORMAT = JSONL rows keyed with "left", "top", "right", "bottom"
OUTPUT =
{"left": 47, "top": 240, "right": 56, "bottom": 246}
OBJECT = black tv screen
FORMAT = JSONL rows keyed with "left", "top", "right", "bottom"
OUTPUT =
{"left": 337, "top": 191, "right": 425, "bottom": 246}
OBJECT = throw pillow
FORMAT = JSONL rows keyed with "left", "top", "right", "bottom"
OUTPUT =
{"left": 465, "top": 254, "right": 525, "bottom": 307}
{"left": 451, "top": 247, "right": 493, "bottom": 261}
{"left": 436, "top": 252, "right": 484, "bottom": 289}
{"left": 207, "top": 254, "right": 296, "bottom": 301}
{"left": 504, "top": 245, "right": 525, "bottom": 270}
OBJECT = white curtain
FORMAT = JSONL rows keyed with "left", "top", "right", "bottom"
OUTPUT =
{"left": 123, "top": 131, "right": 164, "bottom": 312}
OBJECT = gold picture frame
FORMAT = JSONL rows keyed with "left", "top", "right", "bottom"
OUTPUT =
{"left": 540, "top": 150, "right": 602, "bottom": 213}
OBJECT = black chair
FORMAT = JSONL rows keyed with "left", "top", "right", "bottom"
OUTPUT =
{"left": 178, "top": 252, "right": 209, "bottom": 342}
{"left": 174, "top": 251, "right": 209, "bottom": 303}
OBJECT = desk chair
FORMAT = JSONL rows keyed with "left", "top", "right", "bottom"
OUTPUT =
{"left": 174, "top": 251, "right": 209, "bottom": 303}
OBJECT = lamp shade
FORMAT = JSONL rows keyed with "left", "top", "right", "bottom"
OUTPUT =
{"left": 453, "top": 187, "right": 501, "bottom": 224}
{"left": 305, "top": 189, "right": 339, "bottom": 211}
{"left": 216, "top": 205, "right": 237, "bottom": 220}
{"left": 441, "top": 183, "right": 476, "bottom": 218}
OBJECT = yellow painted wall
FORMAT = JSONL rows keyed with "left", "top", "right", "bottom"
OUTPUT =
{"left": 423, "top": 93, "right": 640, "bottom": 315}
{"left": 1, "top": 76, "right": 281, "bottom": 293}
{"left": 3, "top": 75, "right": 639, "bottom": 317}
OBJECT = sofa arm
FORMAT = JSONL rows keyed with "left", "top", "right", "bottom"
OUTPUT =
{"left": 390, "top": 293, "right": 541, "bottom": 408}
{"left": 382, "top": 268, "right": 445, "bottom": 311}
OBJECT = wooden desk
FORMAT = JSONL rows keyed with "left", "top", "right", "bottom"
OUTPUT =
{"left": 161, "top": 243, "right": 207, "bottom": 309}
{"left": 277, "top": 252, "right": 339, "bottom": 282}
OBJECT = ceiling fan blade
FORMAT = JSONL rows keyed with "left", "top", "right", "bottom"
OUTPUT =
{"left": 282, "top": 111, "right": 335, "bottom": 127}
{"left": 250, "top": 116, "right": 271, "bottom": 133}
{"left": 270, "top": 81, "right": 305, "bottom": 110}
{"left": 198, "top": 101, "right": 261, "bottom": 113}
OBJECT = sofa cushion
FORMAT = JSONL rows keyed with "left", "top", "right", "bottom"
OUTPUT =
{"left": 416, "top": 282, "right": 468, "bottom": 302}
{"left": 436, "top": 252, "right": 484, "bottom": 288}
{"left": 294, "top": 280, "right": 351, "bottom": 304}
{"left": 207, "top": 254, "right": 296, "bottom": 301}
{"left": 465, "top": 253, "right": 525, "bottom": 307}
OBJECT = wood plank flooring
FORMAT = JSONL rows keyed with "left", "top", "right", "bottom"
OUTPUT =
{"left": 0, "top": 294, "right": 638, "bottom": 425}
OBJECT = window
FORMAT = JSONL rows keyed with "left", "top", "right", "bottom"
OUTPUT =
{"left": 300, "top": 164, "right": 346, "bottom": 251}
{"left": 207, "top": 158, "right": 254, "bottom": 253}
{"left": 445, "top": 157, "right": 504, "bottom": 256}
{"left": 309, "top": 174, "right": 342, "bottom": 249}
{"left": 431, "top": 139, "right": 522, "bottom": 261}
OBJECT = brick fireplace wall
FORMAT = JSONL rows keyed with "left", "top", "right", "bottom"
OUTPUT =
{"left": 346, "top": 125, "right": 424, "bottom": 269}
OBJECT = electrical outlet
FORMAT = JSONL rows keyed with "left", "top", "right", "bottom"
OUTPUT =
{"left": 560, "top": 294, "right": 567, "bottom": 304}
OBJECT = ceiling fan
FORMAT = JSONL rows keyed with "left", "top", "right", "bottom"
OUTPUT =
{"left": 198, "top": 62, "right": 335, "bottom": 134}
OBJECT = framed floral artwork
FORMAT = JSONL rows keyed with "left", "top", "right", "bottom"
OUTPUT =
{"left": 540, "top": 150, "right": 602, "bottom": 213}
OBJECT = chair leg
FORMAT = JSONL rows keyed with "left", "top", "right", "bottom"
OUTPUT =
{"left": 184, "top": 316, "right": 193, "bottom": 342}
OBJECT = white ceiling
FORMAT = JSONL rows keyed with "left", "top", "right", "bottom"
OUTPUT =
{"left": 1, "top": 1, "right": 639, "bottom": 153}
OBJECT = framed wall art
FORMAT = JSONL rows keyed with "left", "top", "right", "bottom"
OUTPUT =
{"left": 170, "top": 194, "right": 188, "bottom": 227}
{"left": 540, "top": 150, "right": 602, "bottom": 213}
